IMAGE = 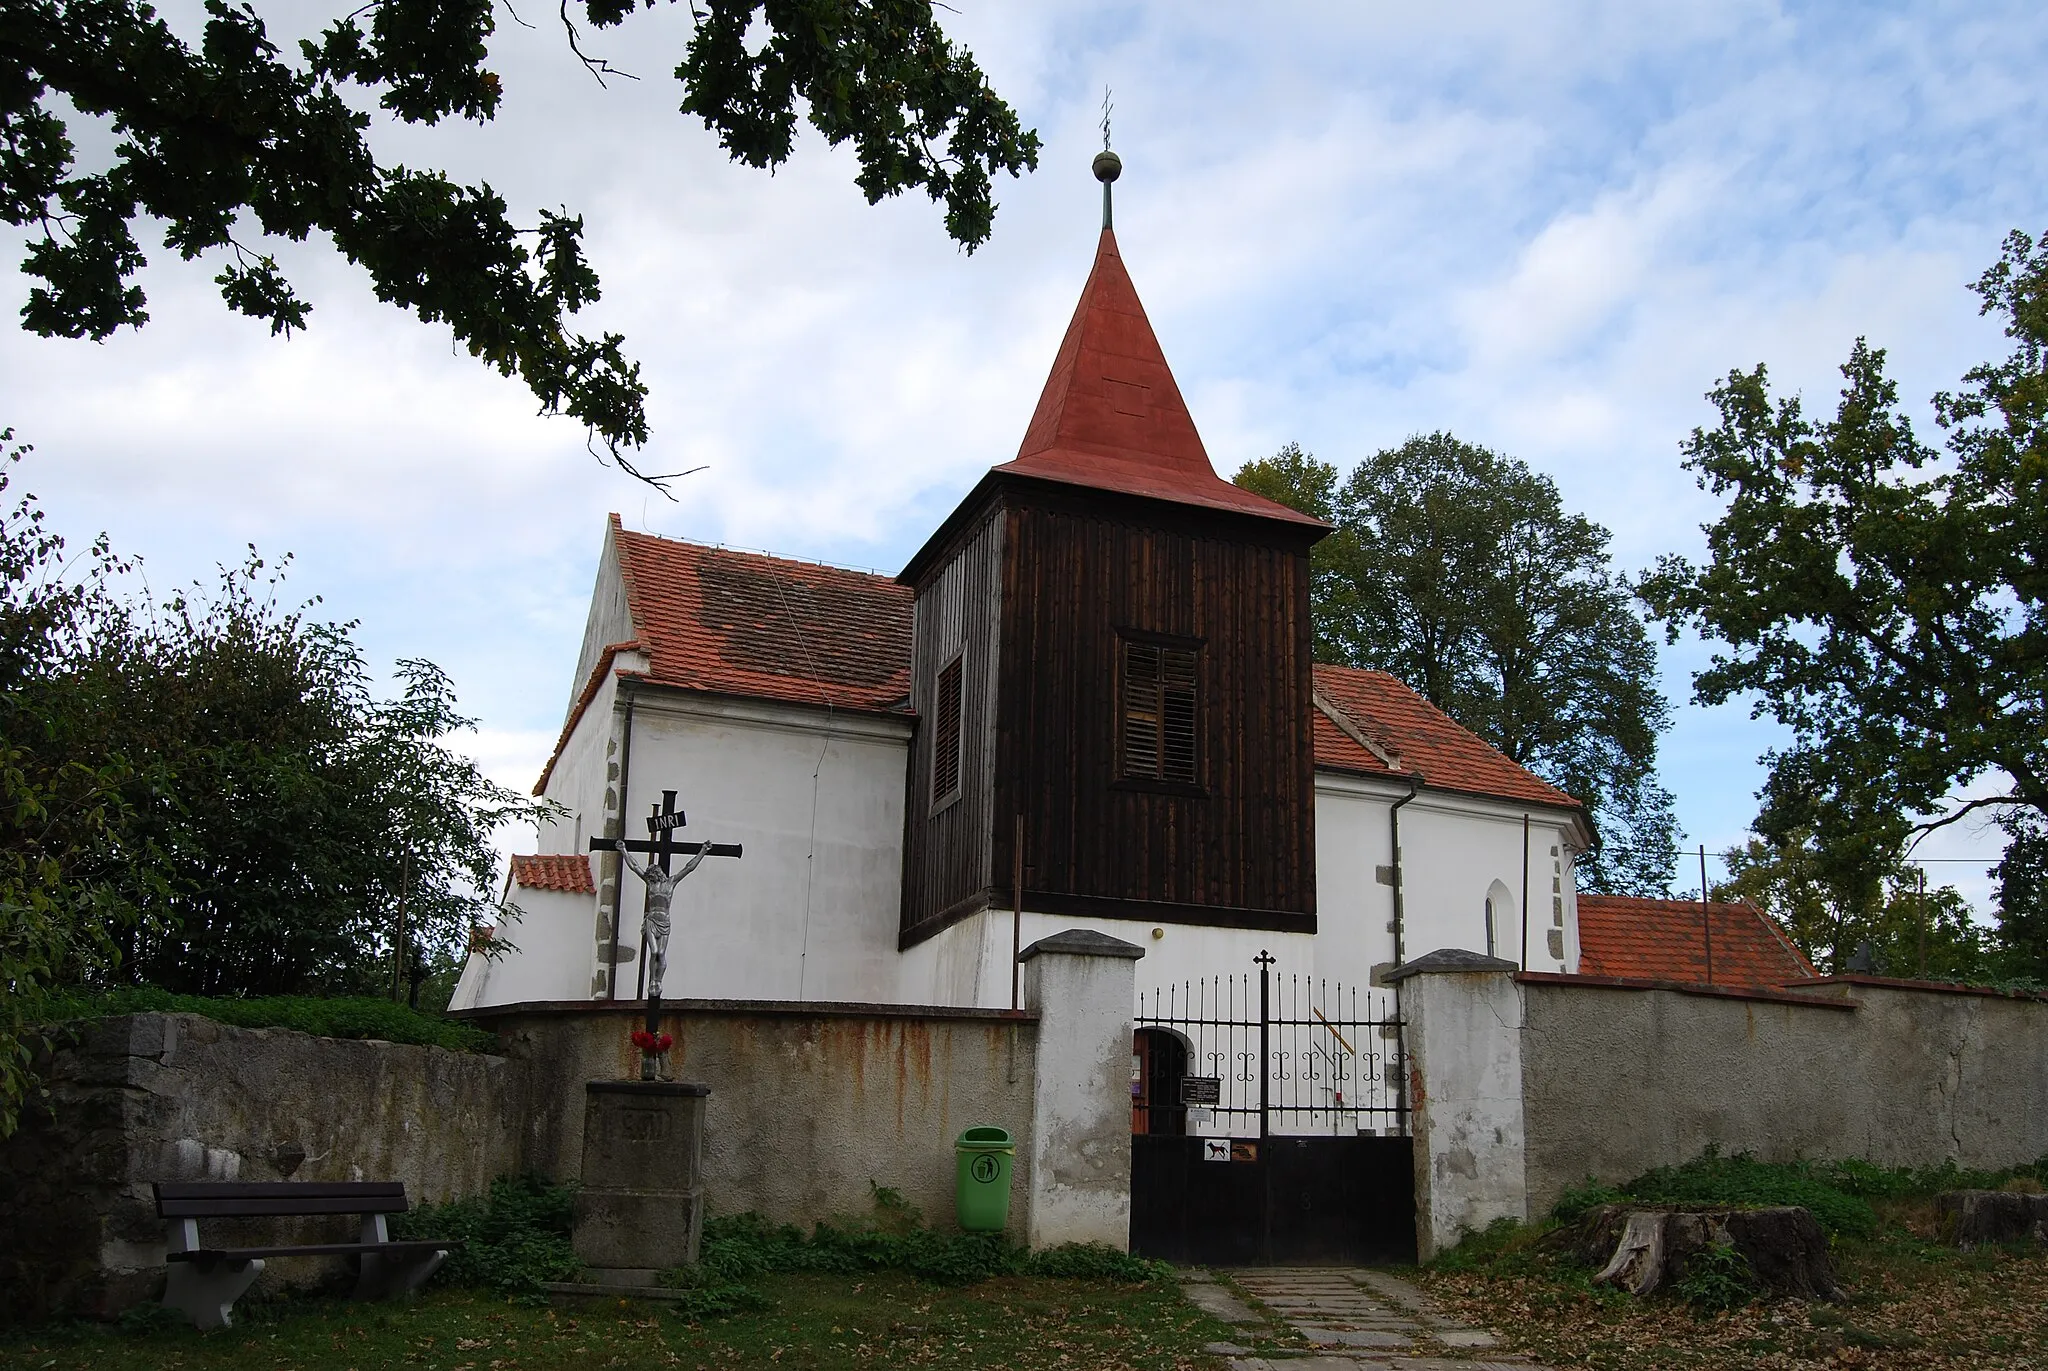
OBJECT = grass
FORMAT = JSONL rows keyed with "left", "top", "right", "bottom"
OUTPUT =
{"left": 0, "top": 1183, "right": 1211, "bottom": 1370}
{"left": 0, "top": 1272, "right": 1234, "bottom": 1371}
{"left": 1422, "top": 1151, "right": 2048, "bottom": 1369}
{"left": 22, "top": 986, "right": 497, "bottom": 1053}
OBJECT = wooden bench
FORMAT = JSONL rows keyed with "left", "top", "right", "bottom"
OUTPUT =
{"left": 154, "top": 1180, "right": 459, "bottom": 1328}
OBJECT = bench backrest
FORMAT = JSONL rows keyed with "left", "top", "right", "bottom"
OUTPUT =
{"left": 154, "top": 1181, "right": 411, "bottom": 1219}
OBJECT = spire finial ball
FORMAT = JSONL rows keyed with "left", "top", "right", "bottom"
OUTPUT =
{"left": 1092, "top": 149, "right": 1122, "bottom": 184}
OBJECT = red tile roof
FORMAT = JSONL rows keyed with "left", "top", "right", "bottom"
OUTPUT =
{"left": 1576, "top": 895, "right": 1819, "bottom": 986}
{"left": 995, "top": 229, "right": 1325, "bottom": 529}
{"left": 510, "top": 854, "right": 595, "bottom": 894}
{"left": 1311, "top": 664, "right": 1581, "bottom": 811}
{"left": 611, "top": 519, "right": 914, "bottom": 716}
{"left": 539, "top": 540, "right": 1585, "bottom": 815}
{"left": 1312, "top": 705, "right": 1388, "bottom": 774}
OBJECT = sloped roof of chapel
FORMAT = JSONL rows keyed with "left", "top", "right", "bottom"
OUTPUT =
{"left": 1575, "top": 894, "right": 1820, "bottom": 987}
{"left": 509, "top": 853, "right": 595, "bottom": 894}
{"left": 1311, "top": 664, "right": 1582, "bottom": 812}
{"left": 610, "top": 519, "right": 914, "bottom": 716}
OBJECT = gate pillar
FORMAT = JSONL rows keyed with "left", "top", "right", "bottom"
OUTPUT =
{"left": 1019, "top": 929, "right": 1146, "bottom": 1250}
{"left": 1385, "top": 949, "right": 1526, "bottom": 1260}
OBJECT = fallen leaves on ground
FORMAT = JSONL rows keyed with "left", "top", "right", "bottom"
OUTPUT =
{"left": 1423, "top": 1211, "right": 2048, "bottom": 1370}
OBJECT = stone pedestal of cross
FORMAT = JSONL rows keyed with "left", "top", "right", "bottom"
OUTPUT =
{"left": 589, "top": 790, "right": 741, "bottom": 1074}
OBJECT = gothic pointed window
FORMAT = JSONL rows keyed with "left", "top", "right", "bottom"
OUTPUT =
{"left": 1121, "top": 637, "right": 1199, "bottom": 786}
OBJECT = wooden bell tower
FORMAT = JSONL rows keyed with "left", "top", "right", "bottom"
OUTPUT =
{"left": 897, "top": 212, "right": 1327, "bottom": 948}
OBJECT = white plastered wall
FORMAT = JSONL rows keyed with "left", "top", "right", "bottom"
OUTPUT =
{"left": 448, "top": 884, "right": 596, "bottom": 1011}
{"left": 1393, "top": 790, "right": 1583, "bottom": 976}
{"left": 456, "top": 672, "right": 911, "bottom": 1010}
{"left": 607, "top": 691, "right": 910, "bottom": 1003}
{"left": 896, "top": 775, "right": 1586, "bottom": 1013}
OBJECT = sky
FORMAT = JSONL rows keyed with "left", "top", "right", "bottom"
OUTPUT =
{"left": 5, "top": 0, "right": 2044, "bottom": 912}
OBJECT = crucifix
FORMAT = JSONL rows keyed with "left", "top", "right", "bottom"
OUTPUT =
{"left": 589, "top": 790, "right": 742, "bottom": 1072}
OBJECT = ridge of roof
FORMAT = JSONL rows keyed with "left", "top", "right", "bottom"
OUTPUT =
{"left": 993, "top": 229, "right": 1325, "bottom": 529}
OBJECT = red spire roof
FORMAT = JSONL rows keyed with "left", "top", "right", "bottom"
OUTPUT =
{"left": 995, "top": 229, "right": 1324, "bottom": 528}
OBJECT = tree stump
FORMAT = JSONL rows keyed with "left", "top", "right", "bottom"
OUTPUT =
{"left": 1936, "top": 1190, "right": 2048, "bottom": 1249}
{"left": 1573, "top": 1205, "right": 1845, "bottom": 1302}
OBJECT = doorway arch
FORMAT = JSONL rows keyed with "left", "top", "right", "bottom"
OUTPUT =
{"left": 1131, "top": 1027, "right": 1190, "bottom": 1135}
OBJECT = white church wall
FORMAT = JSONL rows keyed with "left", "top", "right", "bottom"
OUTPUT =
{"left": 895, "top": 776, "right": 1584, "bottom": 1013}
{"left": 615, "top": 690, "right": 911, "bottom": 1004}
{"left": 1396, "top": 793, "right": 1582, "bottom": 975}
{"left": 1310, "top": 773, "right": 1401, "bottom": 981}
{"left": 534, "top": 652, "right": 642, "bottom": 859}
{"left": 567, "top": 525, "right": 635, "bottom": 708}
{"left": 449, "top": 884, "right": 596, "bottom": 1010}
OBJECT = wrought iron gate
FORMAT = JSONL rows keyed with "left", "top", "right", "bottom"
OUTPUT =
{"left": 1128, "top": 951, "right": 1415, "bottom": 1265}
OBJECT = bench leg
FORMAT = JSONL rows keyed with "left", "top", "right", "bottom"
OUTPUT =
{"left": 353, "top": 1247, "right": 450, "bottom": 1301}
{"left": 163, "top": 1257, "right": 263, "bottom": 1330}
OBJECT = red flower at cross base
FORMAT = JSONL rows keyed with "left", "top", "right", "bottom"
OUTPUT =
{"left": 630, "top": 1030, "right": 674, "bottom": 1053}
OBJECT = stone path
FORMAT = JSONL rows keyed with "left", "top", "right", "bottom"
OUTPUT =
{"left": 1184, "top": 1267, "right": 1555, "bottom": 1371}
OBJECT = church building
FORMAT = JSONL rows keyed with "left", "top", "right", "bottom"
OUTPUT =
{"left": 452, "top": 200, "right": 1593, "bottom": 1023}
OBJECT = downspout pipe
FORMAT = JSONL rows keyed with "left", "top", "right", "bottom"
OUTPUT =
{"left": 606, "top": 679, "right": 636, "bottom": 1000}
{"left": 1389, "top": 778, "right": 1421, "bottom": 966}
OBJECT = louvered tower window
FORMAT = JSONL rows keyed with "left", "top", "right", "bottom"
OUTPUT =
{"left": 1121, "top": 639, "right": 1199, "bottom": 784}
{"left": 931, "top": 654, "right": 964, "bottom": 805}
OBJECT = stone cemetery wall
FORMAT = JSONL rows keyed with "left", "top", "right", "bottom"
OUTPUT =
{"left": 481, "top": 999, "right": 1039, "bottom": 1234}
{"left": 0, "top": 1013, "right": 525, "bottom": 1319}
{"left": 1518, "top": 975, "right": 2048, "bottom": 1216}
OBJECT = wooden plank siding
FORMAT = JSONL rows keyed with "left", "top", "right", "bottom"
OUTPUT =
{"left": 900, "top": 477, "right": 1318, "bottom": 946}
{"left": 899, "top": 506, "right": 1005, "bottom": 936}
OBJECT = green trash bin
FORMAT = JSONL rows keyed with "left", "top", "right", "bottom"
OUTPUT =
{"left": 954, "top": 1125, "right": 1015, "bottom": 1232}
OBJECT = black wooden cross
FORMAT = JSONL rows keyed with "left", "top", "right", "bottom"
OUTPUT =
{"left": 586, "top": 789, "right": 743, "bottom": 871}
{"left": 588, "top": 789, "right": 743, "bottom": 1012}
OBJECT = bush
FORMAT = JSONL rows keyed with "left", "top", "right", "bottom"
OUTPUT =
{"left": 22, "top": 987, "right": 496, "bottom": 1054}
{"left": 392, "top": 1176, "right": 581, "bottom": 1293}
{"left": 1551, "top": 1177, "right": 1627, "bottom": 1224}
{"left": 654, "top": 1194, "right": 1167, "bottom": 1321}
{"left": 1020, "top": 1243, "right": 1173, "bottom": 1282}
{"left": 1619, "top": 1151, "right": 1878, "bottom": 1238}
{"left": 1673, "top": 1240, "right": 1756, "bottom": 1313}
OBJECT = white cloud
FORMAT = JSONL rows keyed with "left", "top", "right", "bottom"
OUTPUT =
{"left": 5, "top": 0, "right": 2045, "bottom": 902}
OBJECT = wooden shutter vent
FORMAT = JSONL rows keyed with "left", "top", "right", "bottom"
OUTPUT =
{"left": 932, "top": 655, "right": 964, "bottom": 803}
{"left": 1122, "top": 640, "right": 1198, "bottom": 785}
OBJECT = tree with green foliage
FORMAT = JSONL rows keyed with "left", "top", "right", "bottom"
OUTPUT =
{"left": 0, "top": 430, "right": 153, "bottom": 1135}
{"left": 72, "top": 553, "right": 546, "bottom": 999}
{"left": 1, "top": 0, "right": 1039, "bottom": 484}
{"left": 1639, "top": 230, "right": 2048, "bottom": 911}
{"left": 0, "top": 436, "right": 542, "bottom": 1130}
{"left": 1713, "top": 830, "right": 1986, "bottom": 979}
{"left": 1990, "top": 813, "right": 2047, "bottom": 983}
{"left": 1236, "top": 435, "right": 1679, "bottom": 896}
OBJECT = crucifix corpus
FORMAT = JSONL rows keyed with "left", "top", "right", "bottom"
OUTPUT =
{"left": 589, "top": 789, "right": 742, "bottom": 1078}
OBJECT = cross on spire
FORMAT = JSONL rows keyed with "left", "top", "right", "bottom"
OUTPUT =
{"left": 1091, "top": 86, "right": 1122, "bottom": 231}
